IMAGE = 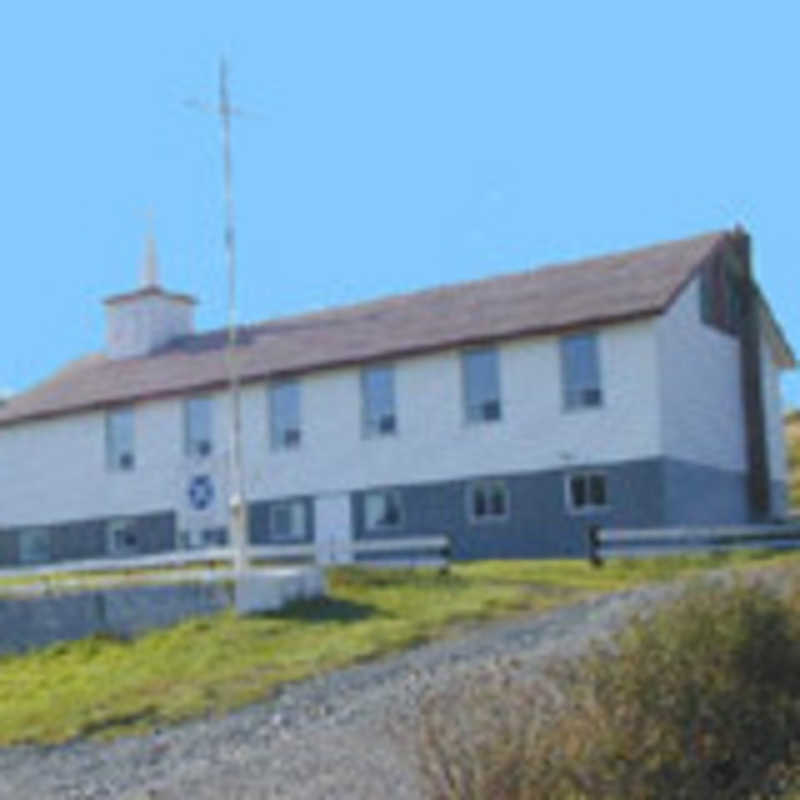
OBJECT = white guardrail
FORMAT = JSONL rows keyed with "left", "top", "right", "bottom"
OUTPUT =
{"left": 0, "top": 535, "right": 452, "bottom": 581}
{"left": 587, "top": 523, "right": 800, "bottom": 566}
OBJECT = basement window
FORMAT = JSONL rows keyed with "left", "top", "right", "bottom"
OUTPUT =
{"left": 364, "top": 489, "right": 404, "bottom": 531}
{"left": 19, "top": 527, "right": 51, "bottom": 564}
{"left": 270, "top": 500, "right": 307, "bottom": 541}
{"left": 468, "top": 480, "right": 509, "bottom": 523}
{"left": 566, "top": 472, "right": 608, "bottom": 513}
{"left": 106, "top": 518, "right": 139, "bottom": 556}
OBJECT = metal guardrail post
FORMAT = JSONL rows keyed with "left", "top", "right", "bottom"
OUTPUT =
{"left": 587, "top": 525, "right": 603, "bottom": 568}
{"left": 439, "top": 534, "right": 452, "bottom": 576}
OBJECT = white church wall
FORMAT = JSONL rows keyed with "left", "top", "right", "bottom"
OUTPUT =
{"left": 656, "top": 276, "right": 748, "bottom": 473}
{"left": 0, "top": 316, "right": 664, "bottom": 529}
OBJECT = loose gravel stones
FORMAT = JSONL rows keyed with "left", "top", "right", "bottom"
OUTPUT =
{"left": 0, "top": 573, "right": 779, "bottom": 800}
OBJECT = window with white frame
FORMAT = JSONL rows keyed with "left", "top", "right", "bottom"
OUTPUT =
{"left": 178, "top": 527, "right": 226, "bottom": 550}
{"left": 566, "top": 472, "right": 608, "bottom": 513}
{"left": 462, "top": 347, "right": 502, "bottom": 422}
{"left": 185, "top": 396, "right": 213, "bottom": 458}
{"left": 269, "top": 380, "right": 301, "bottom": 449}
{"left": 364, "top": 489, "right": 403, "bottom": 531}
{"left": 270, "top": 500, "right": 307, "bottom": 540}
{"left": 468, "top": 480, "right": 509, "bottom": 522}
{"left": 106, "top": 518, "right": 139, "bottom": 555}
{"left": 361, "top": 364, "right": 396, "bottom": 437}
{"left": 106, "top": 406, "right": 135, "bottom": 470}
{"left": 560, "top": 333, "right": 602, "bottom": 410}
{"left": 19, "top": 527, "right": 50, "bottom": 564}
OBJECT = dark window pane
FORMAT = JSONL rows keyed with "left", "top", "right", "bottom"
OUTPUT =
{"left": 570, "top": 476, "right": 586, "bottom": 509}
{"left": 473, "top": 487, "right": 487, "bottom": 517}
{"left": 384, "top": 494, "right": 400, "bottom": 525}
{"left": 490, "top": 484, "right": 506, "bottom": 516}
{"left": 589, "top": 475, "right": 606, "bottom": 506}
{"left": 365, "top": 490, "right": 402, "bottom": 530}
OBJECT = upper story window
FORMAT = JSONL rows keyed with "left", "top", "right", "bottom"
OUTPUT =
{"left": 462, "top": 347, "right": 502, "bottom": 423}
{"left": 362, "top": 364, "right": 396, "bottom": 437}
{"left": 106, "top": 406, "right": 135, "bottom": 470}
{"left": 468, "top": 479, "right": 509, "bottom": 523}
{"left": 364, "top": 489, "right": 404, "bottom": 531}
{"left": 565, "top": 472, "right": 608, "bottom": 513}
{"left": 185, "top": 396, "right": 213, "bottom": 458}
{"left": 560, "top": 333, "right": 602, "bottom": 410}
{"left": 269, "top": 379, "right": 301, "bottom": 450}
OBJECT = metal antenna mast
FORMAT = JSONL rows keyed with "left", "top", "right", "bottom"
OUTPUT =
{"left": 187, "top": 58, "right": 261, "bottom": 575}
{"left": 218, "top": 58, "right": 249, "bottom": 575}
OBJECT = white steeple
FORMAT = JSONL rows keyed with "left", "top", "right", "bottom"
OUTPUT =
{"left": 141, "top": 234, "right": 160, "bottom": 288}
{"left": 104, "top": 229, "right": 197, "bottom": 359}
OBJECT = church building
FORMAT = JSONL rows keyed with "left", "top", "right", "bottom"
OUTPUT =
{"left": 0, "top": 227, "right": 793, "bottom": 565}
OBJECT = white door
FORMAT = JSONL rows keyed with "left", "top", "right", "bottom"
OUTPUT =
{"left": 314, "top": 493, "right": 353, "bottom": 565}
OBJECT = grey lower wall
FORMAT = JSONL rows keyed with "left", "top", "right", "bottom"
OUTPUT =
{"left": 661, "top": 460, "right": 750, "bottom": 526}
{"left": 351, "top": 458, "right": 757, "bottom": 561}
{"left": 0, "top": 582, "right": 232, "bottom": 655}
{"left": 0, "top": 457, "right": 769, "bottom": 567}
{"left": 352, "top": 459, "right": 668, "bottom": 560}
{"left": 0, "top": 511, "right": 175, "bottom": 567}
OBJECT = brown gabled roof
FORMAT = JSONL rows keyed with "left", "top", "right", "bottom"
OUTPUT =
{"left": 0, "top": 229, "right": 786, "bottom": 427}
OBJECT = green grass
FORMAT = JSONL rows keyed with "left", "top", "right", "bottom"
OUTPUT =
{"left": 2, "top": 552, "right": 800, "bottom": 747}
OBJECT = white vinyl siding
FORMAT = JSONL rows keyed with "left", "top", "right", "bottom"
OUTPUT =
{"left": 106, "top": 406, "right": 135, "bottom": 470}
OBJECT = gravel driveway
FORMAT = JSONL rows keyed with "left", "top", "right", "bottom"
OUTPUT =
{"left": 0, "top": 578, "right": 732, "bottom": 799}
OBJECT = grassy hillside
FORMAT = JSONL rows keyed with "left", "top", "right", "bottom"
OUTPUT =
{"left": 2, "top": 554, "right": 799, "bottom": 746}
{"left": 788, "top": 411, "right": 800, "bottom": 509}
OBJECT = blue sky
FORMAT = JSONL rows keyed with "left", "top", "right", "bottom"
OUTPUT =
{"left": 1, "top": 2, "right": 797, "bottom": 407}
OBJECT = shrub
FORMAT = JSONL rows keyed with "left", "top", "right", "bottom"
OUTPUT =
{"left": 417, "top": 578, "right": 800, "bottom": 799}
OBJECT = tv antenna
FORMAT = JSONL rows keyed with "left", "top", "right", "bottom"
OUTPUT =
{"left": 186, "top": 58, "right": 257, "bottom": 574}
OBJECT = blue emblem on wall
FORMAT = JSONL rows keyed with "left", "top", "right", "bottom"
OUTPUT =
{"left": 188, "top": 475, "right": 214, "bottom": 511}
